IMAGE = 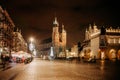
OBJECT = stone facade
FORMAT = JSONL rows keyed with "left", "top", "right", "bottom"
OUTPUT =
{"left": 12, "top": 29, "right": 28, "bottom": 52}
{"left": 52, "top": 17, "right": 67, "bottom": 57}
{"left": 0, "top": 5, "right": 27, "bottom": 56}
{"left": 37, "top": 37, "right": 52, "bottom": 58}
{"left": 82, "top": 24, "right": 120, "bottom": 60}
{"left": 0, "top": 6, "right": 15, "bottom": 55}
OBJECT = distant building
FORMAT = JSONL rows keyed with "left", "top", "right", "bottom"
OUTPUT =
{"left": 52, "top": 17, "right": 67, "bottom": 57}
{"left": 0, "top": 5, "right": 27, "bottom": 57}
{"left": 0, "top": 6, "right": 15, "bottom": 55}
{"left": 38, "top": 17, "right": 67, "bottom": 59}
{"left": 12, "top": 28, "right": 28, "bottom": 52}
{"left": 81, "top": 23, "right": 120, "bottom": 60}
{"left": 70, "top": 44, "right": 78, "bottom": 57}
{"left": 38, "top": 37, "right": 52, "bottom": 58}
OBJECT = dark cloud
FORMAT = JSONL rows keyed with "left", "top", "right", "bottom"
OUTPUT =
{"left": 0, "top": 0, "right": 120, "bottom": 47}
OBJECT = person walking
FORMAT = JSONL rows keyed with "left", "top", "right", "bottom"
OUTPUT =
{"left": 5, "top": 55, "right": 10, "bottom": 66}
{"left": 1, "top": 54, "right": 6, "bottom": 68}
{"left": 22, "top": 56, "right": 25, "bottom": 63}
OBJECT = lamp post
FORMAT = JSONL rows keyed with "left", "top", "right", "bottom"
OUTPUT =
{"left": 29, "top": 37, "right": 38, "bottom": 57}
{"left": 29, "top": 37, "right": 35, "bottom": 55}
{"left": 30, "top": 37, "right": 34, "bottom": 43}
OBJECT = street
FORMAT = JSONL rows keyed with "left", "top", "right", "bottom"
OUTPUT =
{"left": 0, "top": 58, "right": 120, "bottom": 80}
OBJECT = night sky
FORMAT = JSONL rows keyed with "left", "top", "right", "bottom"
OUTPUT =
{"left": 0, "top": 0, "right": 120, "bottom": 47}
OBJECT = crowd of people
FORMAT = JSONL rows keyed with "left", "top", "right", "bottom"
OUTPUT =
{"left": 0, "top": 54, "right": 10, "bottom": 68}
{"left": 0, "top": 53, "right": 33, "bottom": 69}
{"left": 12, "top": 55, "right": 33, "bottom": 64}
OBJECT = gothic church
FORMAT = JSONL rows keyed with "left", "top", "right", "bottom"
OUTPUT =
{"left": 52, "top": 17, "right": 67, "bottom": 57}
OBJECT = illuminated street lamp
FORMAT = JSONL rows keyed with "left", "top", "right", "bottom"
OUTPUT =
{"left": 29, "top": 37, "right": 35, "bottom": 55}
{"left": 48, "top": 47, "right": 55, "bottom": 60}
{"left": 30, "top": 37, "right": 34, "bottom": 43}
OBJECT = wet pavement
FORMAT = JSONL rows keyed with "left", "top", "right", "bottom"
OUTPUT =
{"left": 0, "top": 62, "right": 17, "bottom": 72}
{"left": 0, "top": 58, "right": 120, "bottom": 80}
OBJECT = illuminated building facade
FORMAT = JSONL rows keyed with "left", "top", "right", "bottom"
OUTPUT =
{"left": 0, "top": 5, "right": 27, "bottom": 56}
{"left": 70, "top": 44, "right": 78, "bottom": 57}
{"left": 13, "top": 29, "right": 28, "bottom": 52}
{"left": 82, "top": 23, "right": 120, "bottom": 60}
{"left": 38, "top": 38, "right": 52, "bottom": 59}
{"left": 37, "top": 17, "right": 67, "bottom": 59}
{"left": 52, "top": 17, "right": 67, "bottom": 57}
{"left": 0, "top": 6, "right": 15, "bottom": 55}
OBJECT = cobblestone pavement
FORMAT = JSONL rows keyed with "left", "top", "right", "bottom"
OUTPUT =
{"left": 0, "top": 58, "right": 120, "bottom": 80}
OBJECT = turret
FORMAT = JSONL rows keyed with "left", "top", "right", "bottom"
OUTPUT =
{"left": 52, "top": 17, "right": 59, "bottom": 46}
{"left": 53, "top": 17, "right": 59, "bottom": 27}
{"left": 93, "top": 23, "right": 98, "bottom": 32}
{"left": 85, "top": 28, "right": 89, "bottom": 40}
{"left": 62, "top": 24, "right": 66, "bottom": 33}
{"left": 61, "top": 24, "right": 66, "bottom": 46}
{"left": 89, "top": 24, "right": 92, "bottom": 33}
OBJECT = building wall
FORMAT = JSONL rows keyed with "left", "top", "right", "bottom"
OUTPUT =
{"left": 13, "top": 31, "right": 27, "bottom": 52}
{"left": 83, "top": 24, "right": 120, "bottom": 60}
{"left": 91, "top": 36, "right": 99, "bottom": 58}
{"left": 71, "top": 44, "right": 78, "bottom": 57}
{"left": 37, "top": 38, "right": 52, "bottom": 58}
{"left": 52, "top": 17, "right": 67, "bottom": 57}
{"left": 0, "top": 6, "right": 15, "bottom": 55}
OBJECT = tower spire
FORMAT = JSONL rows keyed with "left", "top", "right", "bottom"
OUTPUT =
{"left": 62, "top": 24, "right": 66, "bottom": 33}
{"left": 53, "top": 17, "right": 59, "bottom": 27}
{"left": 89, "top": 24, "right": 92, "bottom": 33}
{"left": 62, "top": 24, "right": 64, "bottom": 30}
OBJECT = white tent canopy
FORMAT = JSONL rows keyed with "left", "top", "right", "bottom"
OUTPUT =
{"left": 11, "top": 51, "right": 31, "bottom": 58}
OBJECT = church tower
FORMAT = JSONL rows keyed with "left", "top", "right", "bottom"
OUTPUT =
{"left": 52, "top": 17, "right": 67, "bottom": 58}
{"left": 61, "top": 24, "right": 67, "bottom": 48}
{"left": 61, "top": 24, "right": 67, "bottom": 57}
{"left": 52, "top": 17, "right": 60, "bottom": 57}
{"left": 52, "top": 17, "right": 59, "bottom": 47}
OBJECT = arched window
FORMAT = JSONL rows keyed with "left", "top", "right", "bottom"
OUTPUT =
{"left": 109, "top": 49, "right": 116, "bottom": 59}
